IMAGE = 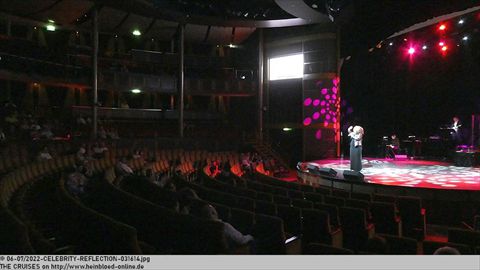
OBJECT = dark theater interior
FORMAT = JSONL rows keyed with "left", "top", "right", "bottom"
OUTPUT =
{"left": 0, "top": 0, "right": 479, "bottom": 259}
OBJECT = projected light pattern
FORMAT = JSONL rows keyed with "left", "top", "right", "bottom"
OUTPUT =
{"left": 307, "top": 158, "right": 480, "bottom": 190}
{"left": 303, "top": 77, "right": 341, "bottom": 143}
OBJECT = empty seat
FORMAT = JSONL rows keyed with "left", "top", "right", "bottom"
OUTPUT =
{"left": 345, "top": 199, "right": 371, "bottom": 216}
{"left": 340, "top": 207, "right": 374, "bottom": 251}
{"left": 255, "top": 200, "right": 277, "bottom": 216}
{"left": 229, "top": 208, "right": 255, "bottom": 235}
{"left": 324, "top": 195, "right": 345, "bottom": 208}
{"left": 331, "top": 189, "right": 350, "bottom": 198}
{"left": 288, "top": 190, "right": 305, "bottom": 200}
{"left": 373, "top": 193, "right": 396, "bottom": 203}
{"left": 370, "top": 202, "right": 400, "bottom": 236}
{"left": 350, "top": 192, "right": 372, "bottom": 202}
{"left": 291, "top": 199, "right": 313, "bottom": 209}
{"left": 302, "top": 209, "right": 342, "bottom": 247}
{"left": 256, "top": 191, "right": 273, "bottom": 202}
{"left": 448, "top": 228, "right": 480, "bottom": 249}
{"left": 378, "top": 234, "right": 418, "bottom": 254}
{"left": 235, "top": 196, "right": 255, "bottom": 211}
{"left": 273, "top": 195, "right": 291, "bottom": 206}
{"left": 304, "top": 192, "right": 324, "bottom": 204}
{"left": 252, "top": 214, "right": 286, "bottom": 254}
{"left": 276, "top": 205, "right": 303, "bottom": 235}
{"left": 397, "top": 196, "right": 426, "bottom": 240}
{"left": 300, "top": 185, "right": 315, "bottom": 193}
{"left": 315, "top": 203, "right": 341, "bottom": 229}
{"left": 423, "top": 240, "right": 473, "bottom": 255}
{"left": 314, "top": 186, "right": 331, "bottom": 196}
{"left": 304, "top": 243, "right": 354, "bottom": 254}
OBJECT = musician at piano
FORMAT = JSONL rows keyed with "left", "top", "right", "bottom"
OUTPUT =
{"left": 385, "top": 134, "right": 400, "bottom": 159}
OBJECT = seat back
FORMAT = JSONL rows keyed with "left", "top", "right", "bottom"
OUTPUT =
{"left": 276, "top": 205, "right": 303, "bottom": 235}
{"left": 302, "top": 209, "right": 332, "bottom": 245}
{"left": 448, "top": 228, "right": 480, "bottom": 248}
{"left": 378, "top": 234, "right": 418, "bottom": 254}
{"left": 304, "top": 243, "right": 354, "bottom": 254}
{"left": 315, "top": 203, "right": 340, "bottom": 228}
{"left": 370, "top": 202, "right": 398, "bottom": 235}
{"left": 255, "top": 200, "right": 277, "bottom": 216}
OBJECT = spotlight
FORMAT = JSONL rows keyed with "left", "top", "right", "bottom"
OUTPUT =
{"left": 282, "top": 127, "right": 293, "bottom": 132}
{"left": 441, "top": 46, "right": 448, "bottom": 52}
{"left": 132, "top": 30, "right": 141, "bottom": 36}
{"left": 408, "top": 47, "right": 415, "bottom": 55}
{"left": 438, "top": 41, "right": 445, "bottom": 46}
{"left": 46, "top": 24, "right": 56, "bottom": 31}
{"left": 389, "top": 42, "right": 393, "bottom": 46}
{"left": 458, "top": 19, "right": 464, "bottom": 24}
{"left": 462, "top": 36, "right": 469, "bottom": 41}
{"left": 131, "top": 89, "right": 142, "bottom": 94}
{"left": 438, "top": 24, "right": 446, "bottom": 31}
{"left": 422, "top": 45, "right": 428, "bottom": 50}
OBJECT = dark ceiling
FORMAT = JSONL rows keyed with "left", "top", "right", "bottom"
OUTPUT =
{"left": 0, "top": 0, "right": 479, "bottom": 54}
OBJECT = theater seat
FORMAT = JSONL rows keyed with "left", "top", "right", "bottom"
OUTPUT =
{"left": 304, "top": 243, "right": 354, "bottom": 254}
{"left": 370, "top": 202, "right": 401, "bottom": 236}
{"left": 302, "top": 209, "right": 342, "bottom": 248}
{"left": 340, "top": 207, "right": 374, "bottom": 251}
{"left": 397, "top": 196, "right": 426, "bottom": 240}
{"left": 378, "top": 234, "right": 418, "bottom": 254}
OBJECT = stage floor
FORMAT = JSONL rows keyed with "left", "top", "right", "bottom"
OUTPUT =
{"left": 307, "top": 158, "right": 480, "bottom": 190}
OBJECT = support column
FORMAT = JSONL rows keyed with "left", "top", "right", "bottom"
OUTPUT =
{"left": 258, "top": 29, "right": 265, "bottom": 141}
{"left": 92, "top": 7, "right": 99, "bottom": 138}
{"left": 6, "top": 19, "right": 11, "bottom": 36}
{"left": 178, "top": 24, "right": 185, "bottom": 138}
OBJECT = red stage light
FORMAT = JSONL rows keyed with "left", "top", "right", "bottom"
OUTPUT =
{"left": 438, "top": 41, "right": 445, "bottom": 46}
{"left": 441, "top": 46, "right": 448, "bottom": 51}
{"left": 408, "top": 47, "right": 415, "bottom": 54}
{"left": 438, "top": 24, "right": 446, "bottom": 31}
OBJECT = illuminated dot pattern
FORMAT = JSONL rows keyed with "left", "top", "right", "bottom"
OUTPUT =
{"left": 306, "top": 158, "right": 480, "bottom": 190}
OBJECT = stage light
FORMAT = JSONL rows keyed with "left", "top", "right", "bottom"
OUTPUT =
{"left": 48, "top": 19, "right": 55, "bottom": 23}
{"left": 462, "top": 36, "right": 469, "bottom": 41}
{"left": 422, "top": 45, "right": 428, "bottom": 50}
{"left": 441, "top": 46, "right": 448, "bottom": 52}
{"left": 438, "top": 24, "right": 446, "bottom": 31}
{"left": 389, "top": 42, "right": 393, "bottom": 46}
{"left": 131, "top": 89, "right": 142, "bottom": 94}
{"left": 408, "top": 47, "right": 415, "bottom": 55}
{"left": 438, "top": 41, "right": 445, "bottom": 46}
{"left": 132, "top": 30, "right": 142, "bottom": 36}
{"left": 282, "top": 127, "right": 292, "bottom": 132}
{"left": 458, "top": 19, "right": 464, "bottom": 24}
{"left": 46, "top": 24, "right": 56, "bottom": 31}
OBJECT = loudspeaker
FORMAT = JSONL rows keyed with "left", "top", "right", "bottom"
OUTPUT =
{"left": 318, "top": 167, "right": 338, "bottom": 177}
{"left": 454, "top": 152, "right": 479, "bottom": 167}
{"left": 343, "top": 170, "right": 365, "bottom": 182}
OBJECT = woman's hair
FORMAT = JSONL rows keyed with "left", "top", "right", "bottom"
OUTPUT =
{"left": 353, "top": 126, "right": 364, "bottom": 135}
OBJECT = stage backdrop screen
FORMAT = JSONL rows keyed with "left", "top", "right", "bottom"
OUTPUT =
{"left": 269, "top": 54, "right": 304, "bottom": 81}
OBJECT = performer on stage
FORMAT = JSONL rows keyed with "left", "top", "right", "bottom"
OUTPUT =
{"left": 385, "top": 134, "right": 400, "bottom": 159}
{"left": 451, "top": 116, "right": 462, "bottom": 144}
{"left": 348, "top": 125, "right": 364, "bottom": 172}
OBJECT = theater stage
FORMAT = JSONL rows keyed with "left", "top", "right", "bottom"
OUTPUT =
{"left": 305, "top": 158, "right": 480, "bottom": 190}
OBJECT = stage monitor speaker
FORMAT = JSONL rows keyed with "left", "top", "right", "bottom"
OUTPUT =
{"left": 454, "top": 152, "right": 479, "bottom": 167}
{"left": 318, "top": 167, "right": 337, "bottom": 177}
{"left": 343, "top": 170, "right": 365, "bottom": 182}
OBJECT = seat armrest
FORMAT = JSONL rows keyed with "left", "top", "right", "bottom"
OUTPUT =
{"left": 285, "top": 235, "right": 302, "bottom": 254}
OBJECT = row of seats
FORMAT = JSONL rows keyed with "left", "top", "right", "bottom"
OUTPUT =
{"left": 81, "top": 171, "right": 229, "bottom": 254}
{"left": 247, "top": 170, "right": 425, "bottom": 240}
{"left": 118, "top": 175, "right": 288, "bottom": 254}
{"left": 0, "top": 147, "right": 139, "bottom": 254}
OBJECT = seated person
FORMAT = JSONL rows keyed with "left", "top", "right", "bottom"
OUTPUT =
{"left": 177, "top": 188, "right": 200, "bottom": 215}
{"left": 385, "top": 134, "right": 400, "bottom": 159}
{"left": 66, "top": 166, "right": 89, "bottom": 198}
{"left": 200, "top": 203, "right": 254, "bottom": 253}
{"left": 37, "top": 147, "right": 53, "bottom": 161}
{"left": 115, "top": 157, "right": 134, "bottom": 176}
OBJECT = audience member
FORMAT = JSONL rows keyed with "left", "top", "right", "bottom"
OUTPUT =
{"left": 116, "top": 157, "right": 133, "bottom": 176}
{"left": 200, "top": 203, "right": 254, "bottom": 253}
{"left": 66, "top": 166, "right": 89, "bottom": 198}
{"left": 433, "top": 246, "right": 461, "bottom": 255}
{"left": 37, "top": 147, "right": 53, "bottom": 161}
